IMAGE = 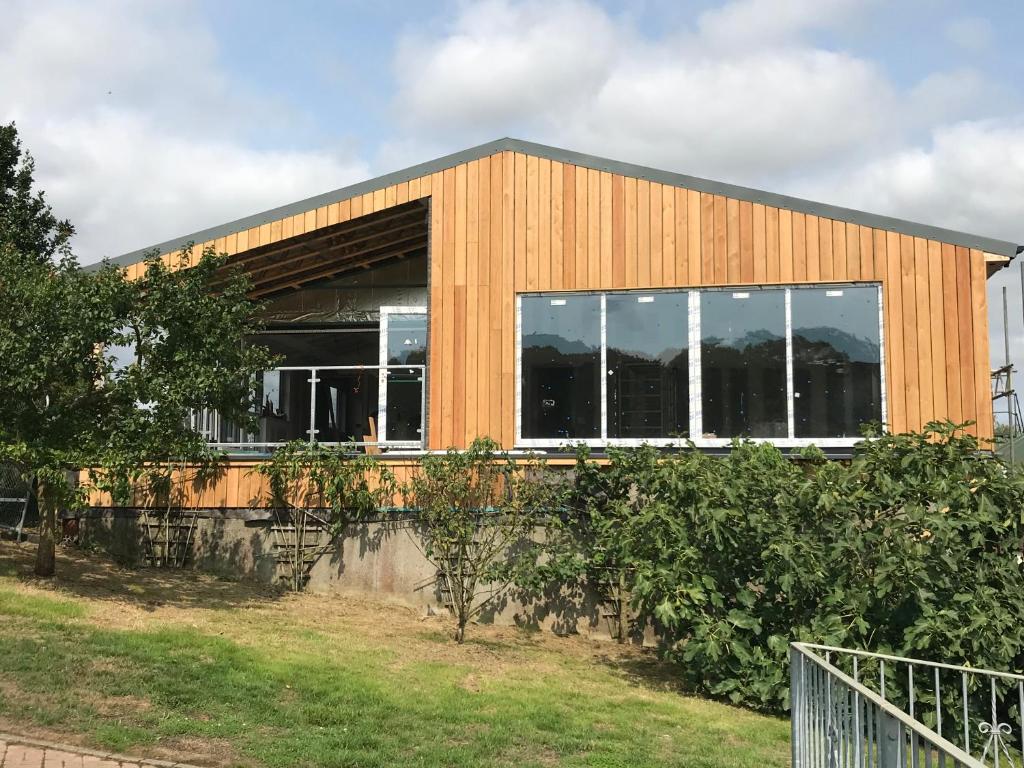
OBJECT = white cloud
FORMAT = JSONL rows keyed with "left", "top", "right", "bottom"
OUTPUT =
{"left": 0, "top": 0, "right": 368, "bottom": 262}
{"left": 392, "top": 0, "right": 904, "bottom": 183}
{"left": 798, "top": 118, "right": 1024, "bottom": 244}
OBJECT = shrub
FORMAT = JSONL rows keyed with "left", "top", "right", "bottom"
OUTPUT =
{"left": 545, "top": 423, "right": 1024, "bottom": 712}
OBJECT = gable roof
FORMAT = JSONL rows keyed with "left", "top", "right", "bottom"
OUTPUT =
{"left": 96, "top": 137, "right": 1023, "bottom": 269}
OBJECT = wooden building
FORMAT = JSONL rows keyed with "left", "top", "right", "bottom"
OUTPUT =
{"left": 95, "top": 138, "right": 1021, "bottom": 508}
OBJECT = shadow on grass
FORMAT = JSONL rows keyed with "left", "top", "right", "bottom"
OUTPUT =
{"left": 0, "top": 539, "right": 282, "bottom": 612}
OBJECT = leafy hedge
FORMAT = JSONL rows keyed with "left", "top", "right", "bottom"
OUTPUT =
{"left": 541, "top": 422, "right": 1024, "bottom": 712}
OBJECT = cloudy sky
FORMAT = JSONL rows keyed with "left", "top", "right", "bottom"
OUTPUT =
{"left": 3, "top": 0, "right": 1023, "bottom": 407}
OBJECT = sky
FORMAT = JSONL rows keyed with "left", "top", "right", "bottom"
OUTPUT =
{"left": 3, "top": 0, "right": 1023, "bottom": 416}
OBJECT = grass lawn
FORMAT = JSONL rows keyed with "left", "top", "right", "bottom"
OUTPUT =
{"left": 0, "top": 540, "right": 789, "bottom": 768}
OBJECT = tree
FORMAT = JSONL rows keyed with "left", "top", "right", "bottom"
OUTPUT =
{"left": 0, "top": 122, "right": 274, "bottom": 577}
{"left": 402, "top": 438, "right": 565, "bottom": 643}
{"left": 256, "top": 441, "right": 398, "bottom": 591}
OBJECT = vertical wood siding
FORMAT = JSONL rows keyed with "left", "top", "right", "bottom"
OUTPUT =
{"left": 121, "top": 149, "right": 995, "bottom": 459}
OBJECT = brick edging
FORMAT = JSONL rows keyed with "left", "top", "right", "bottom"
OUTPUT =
{"left": 0, "top": 731, "right": 206, "bottom": 768}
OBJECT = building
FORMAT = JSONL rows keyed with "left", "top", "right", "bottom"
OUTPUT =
{"left": 84, "top": 138, "right": 1021, "bottom": 595}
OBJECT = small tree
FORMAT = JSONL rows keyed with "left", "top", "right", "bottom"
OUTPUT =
{"left": 403, "top": 438, "right": 564, "bottom": 643}
{"left": 0, "top": 123, "right": 274, "bottom": 576}
{"left": 257, "top": 441, "right": 398, "bottom": 591}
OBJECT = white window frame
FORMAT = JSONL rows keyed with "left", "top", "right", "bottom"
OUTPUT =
{"left": 378, "top": 305, "right": 427, "bottom": 449}
{"left": 515, "top": 283, "right": 885, "bottom": 450}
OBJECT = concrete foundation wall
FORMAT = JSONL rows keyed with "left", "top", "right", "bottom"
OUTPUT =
{"left": 78, "top": 509, "right": 610, "bottom": 638}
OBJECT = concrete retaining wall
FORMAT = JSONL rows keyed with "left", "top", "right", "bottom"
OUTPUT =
{"left": 77, "top": 509, "right": 609, "bottom": 638}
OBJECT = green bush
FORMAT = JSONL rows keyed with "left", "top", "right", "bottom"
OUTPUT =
{"left": 549, "top": 422, "right": 1024, "bottom": 712}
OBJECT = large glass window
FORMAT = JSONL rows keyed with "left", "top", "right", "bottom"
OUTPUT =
{"left": 520, "top": 295, "right": 601, "bottom": 440}
{"left": 700, "top": 290, "right": 788, "bottom": 438}
{"left": 606, "top": 292, "right": 689, "bottom": 439}
{"left": 517, "top": 283, "right": 884, "bottom": 446}
{"left": 792, "top": 286, "right": 882, "bottom": 437}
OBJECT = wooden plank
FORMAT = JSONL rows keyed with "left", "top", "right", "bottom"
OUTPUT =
{"left": 304, "top": 209, "right": 317, "bottom": 234}
{"left": 804, "top": 215, "right": 819, "bottom": 282}
{"left": 726, "top": 197, "right": 741, "bottom": 283}
{"left": 442, "top": 167, "right": 457, "bottom": 448}
{"left": 675, "top": 187, "right": 688, "bottom": 285}
{"left": 525, "top": 153, "right": 539, "bottom": 291}
{"left": 625, "top": 176, "right": 638, "bottom": 288}
{"left": 846, "top": 223, "right": 860, "bottom": 280}
{"left": 879, "top": 230, "right": 904, "bottom": 434}
{"left": 751, "top": 202, "right": 765, "bottom": 283}
{"left": 900, "top": 235, "right": 921, "bottom": 431}
{"left": 588, "top": 168, "right": 601, "bottom": 288}
{"left": 428, "top": 171, "right": 444, "bottom": 450}
{"left": 453, "top": 284, "right": 467, "bottom": 447}
{"left": 551, "top": 161, "right": 564, "bottom": 290}
{"left": 612, "top": 174, "right": 625, "bottom": 286}
{"left": 764, "top": 206, "right": 778, "bottom": 284}
{"left": 563, "top": 164, "right": 576, "bottom": 289}
{"left": 913, "top": 237, "right": 934, "bottom": 425}
{"left": 477, "top": 158, "right": 491, "bottom": 438}
{"left": 926, "top": 240, "right": 947, "bottom": 422}
{"left": 940, "top": 243, "right": 962, "bottom": 425}
{"left": 501, "top": 153, "right": 516, "bottom": 446}
{"left": 818, "top": 218, "right": 833, "bottom": 281}
{"left": 489, "top": 154, "right": 504, "bottom": 442}
{"left": 514, "top": 153, "right": 527, "bottom": 292}
{"left": 409, "top": 176, "right": 421, "bottom": 200}
{"left": 465, "top": 161, "right": 479, "bottom": 444}
{"left": 637, "top": 179, "right": 651, "bottom": 286}
{"left": 662, "top": 184, "right": 675, "bottom": 285}
{"left": 832, "top": 220, "right": 847, "bottom": 281}
{"left": 350, "top": 194, "right": 363, "bottom": 219}
{"left": 538, "top": 157, "right": 552, "bottom": 291}
{"left": 954, "top": 246, "right": 977, "bottom": 432}
{"left": 686, "top": 190, "right": 701, "bottom": 285}
{"left": 385, "top": 184, "right": 397, "bottom": 209}
{"left": 315, "top": 206, "right": 327, "bottom": 230}
{"left": 575, "top": 165, "right": 587, "bottom": 289}
{"left": 701, "top": 193, "right": 714, "bottom": 283}
{"left": 779, "top": 209, "right": 793, "bottom": 283}
{"left": 396, "top": 182, "right": 409, "bottom": 206}
{"left": 650, "top": 182, "right": 663, "bottom": 286}
{"left": 600, "top": 171, "right": 613, "bottom": 287}
{"left": 373, "top": 187, "right": 386, "bottom": 212}
{"left": 713, "top": 195, "right": 727, "bottom": 284}
{"left": 969, "top": 249, "right": 992, "bottom": 440}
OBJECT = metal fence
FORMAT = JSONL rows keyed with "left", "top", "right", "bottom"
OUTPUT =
{"left": 791, "top": 642, "right": 1024, "bottom": 768}
{"left": 0, "top": 465, "right": 32, "bottom": 541}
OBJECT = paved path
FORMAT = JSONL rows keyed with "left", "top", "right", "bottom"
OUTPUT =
{"left": 0, "top": 734, "right": 201, "bottom": 768}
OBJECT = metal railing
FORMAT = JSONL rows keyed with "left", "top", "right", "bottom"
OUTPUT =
{"left": 191, "top": 364, "right": 425, "bottom": 453}
{"left": 792, "top": 642, "right": 1023, "bottom": 768}
{"left": 0, "top": 465, "right": 31, "bottom": 542}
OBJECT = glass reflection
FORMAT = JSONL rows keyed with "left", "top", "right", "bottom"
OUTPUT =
{"left": 606, "top": 292, "right": 689, "bottom": 439}
{"left": 792, "top": 286, "right": 881, "bottom": 437}
{"left": 520, "top": 295, "right": 601, "bottom": 439}
{"left": 701, "top": 290, "right": 787, "bottom": 438}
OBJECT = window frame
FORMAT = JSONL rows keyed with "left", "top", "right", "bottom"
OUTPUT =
{"left": 515, "top": 283, "right": 886, "bottom": 450}
{"left": 377, "top": 305, "right": 428, "bottom": 449}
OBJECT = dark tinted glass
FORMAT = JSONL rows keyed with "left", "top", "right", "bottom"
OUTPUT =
{"left": 792, "top": 286, "right": 882, "bottom": 438}
{"left": 700, "top": 290, "right": 787, "bottom": 438}
{"left": 606, "top": 292, "right": 689, "bottom": 439}
{"left": 384, "top": 370, "right": 423, "bottom": 441}
{"left": 521, "top": 295, "right": 601, "bottom": 440}
{"left": 385, "top": 314, "right": 427, "bottom": 365}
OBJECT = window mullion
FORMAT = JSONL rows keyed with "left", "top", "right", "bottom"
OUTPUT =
{"left": 877, "top": 284, "right": 888, "bottom": 432}
{"left": 785, "top": 288, "right": 795, "bottom": 440}
{"left": 689, "top": 290, "right": 702, "bottom": 441}
{"left": 600, "top": 292, "right": 608, "bottom": 443}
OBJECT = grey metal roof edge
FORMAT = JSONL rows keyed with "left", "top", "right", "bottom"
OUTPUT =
{"left": 500, "top": 138, "right": 1022, "bottom": 259}
{"left": 91, "top": 136, "right": 1021, "bottom": 271}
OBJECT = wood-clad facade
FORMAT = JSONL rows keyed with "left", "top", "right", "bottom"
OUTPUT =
{"left": 96, "top": 138, "right": 1020, "bottom": 507}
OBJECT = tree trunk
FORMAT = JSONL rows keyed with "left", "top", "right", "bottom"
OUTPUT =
{"left": 616, "top": 569, "right": 628, "bottom": 644}
{"left": 34, "top": 482, "right": 56, "bottom": 578}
